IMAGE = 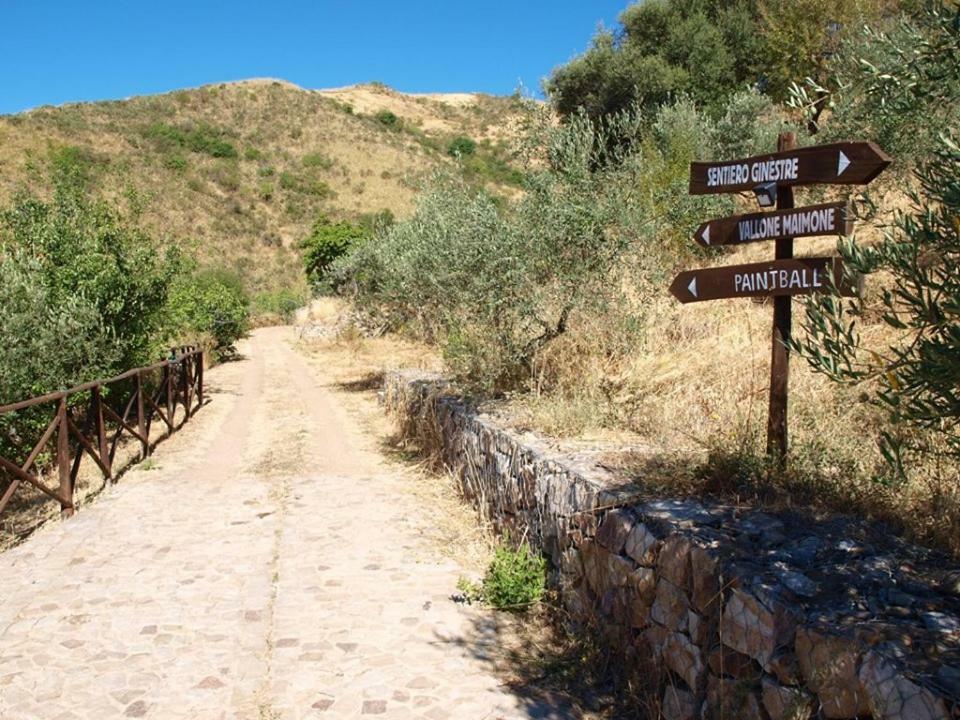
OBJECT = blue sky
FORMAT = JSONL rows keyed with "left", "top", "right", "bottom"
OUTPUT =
{"left": 1, "top": 1, "right": 627, "bottom": 115}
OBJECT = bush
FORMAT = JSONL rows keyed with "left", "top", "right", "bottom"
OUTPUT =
{"left": 302, "top": 152, "right": 334, "bottom": 169}
{"left": 145, "top": 122, "right": 238, "bottom": 159}
{"left": 447, "top": 136, "right": 477, "bottom": 157}
{"left": 252, "top": 288, "right": 305, "bottom": 323}
{"left": 300, "top": 215, "right": 369, "bottom": 291}
{"left": 375, "top": 110, "right": 399, "bottom": 128}
{"left": 481, "top": 541, "right": 546, "bottom": 610}
{"left": 167, "top": 269, "right": 250, "bottom": 357}
{"left": 243, "top": 147, "right": 262, "bottom": 161}
{"left": 2, "top": 182, "right": 179, "bottom": 371}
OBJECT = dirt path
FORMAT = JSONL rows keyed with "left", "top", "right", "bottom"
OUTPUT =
{"left": 0, "top": 327, "right": 538, "bottom": 720}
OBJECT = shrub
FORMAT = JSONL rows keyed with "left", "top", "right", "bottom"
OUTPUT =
{"left": 481, "top": 541, "right": 546, "bottom": 610}
{"left": 375, "top": 110, "right": 399, "bottom": 128}
{"left": 300, "top": 215, "right": 368, "bottom": 291}
{"left": 252, "top": 288, "right": 305, "bottom": 323}
{"left": 144, "top": 122, "right": 238, "bottom": 159}
{"left": 302, "top": 152, "right": 334, "bottom": 169}
{"left": 163, "top": 154, "right": 188, "bottom": 172}
{"left": 1, "top": 183, "right": 179, "bottom": 371}
{"left": 243, "top": 147, "right": 262, "bottom": 161}
{"left": 167, "top": 268, "right": 250, "bottom": 357}
{"left": 447, "top": 136, "right": 477, "bottom": 157}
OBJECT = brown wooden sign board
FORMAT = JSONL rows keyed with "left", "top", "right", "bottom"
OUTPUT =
{"left": 693, "top": 201, "right": 852, "bottom": 247}
{"left": 668, "top": 257, "right": 858, "bottom": 304}
{"left": 689, "top": 141, "right": 891, "bottom": 195}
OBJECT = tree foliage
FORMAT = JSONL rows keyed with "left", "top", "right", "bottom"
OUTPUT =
{"left": 794, "top": 133, "right": 960, "bottom": 472}
{"left": 300, "top": 215, "right": 369, "bottom": 291}
{"left": 167, "top": 268, "right": 250, "bottom": 357}
{"left": 1, "top": 179, "right": 179, "bottom": 373}
{"left": 791, "top": 2, "right": 960, "bottom": 163}
{"left": 545, "top": 0, "right": 768, "bottom": 121}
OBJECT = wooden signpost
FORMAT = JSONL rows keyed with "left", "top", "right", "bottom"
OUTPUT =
{"left": 692, "top": 202, "right": 852, "bottom": 248}
{"left": 668, "top": 257, "right": 859, "bottom": 304}
{"left": 673, "top": 133, "right": 891, "bottom": 460}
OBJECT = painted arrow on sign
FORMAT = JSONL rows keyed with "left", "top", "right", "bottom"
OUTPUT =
{"left": 689, "top": 141, "right": 891, "bottom": 195}
{"left": 693, "top": 202, "right": 852, "bottom": 247}
{"left": 668, "top": 257, "right": 859, "bottom": 304}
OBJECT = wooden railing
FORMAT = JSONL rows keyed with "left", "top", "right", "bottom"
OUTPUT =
{"left": 0, "top": 347, "right": 204, "bottom": 520}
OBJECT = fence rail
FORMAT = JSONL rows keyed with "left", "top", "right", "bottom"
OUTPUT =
{"left": 0, "top": 347, "right": 204, "bottom": 520}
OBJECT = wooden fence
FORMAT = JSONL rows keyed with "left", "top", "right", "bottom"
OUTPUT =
{"left": 0, "top": 347, "right": 204, "bottom": 520}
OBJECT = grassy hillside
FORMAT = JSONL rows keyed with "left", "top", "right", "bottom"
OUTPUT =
{"left": 0, "top": 79, "right": 533, "bottom": 296}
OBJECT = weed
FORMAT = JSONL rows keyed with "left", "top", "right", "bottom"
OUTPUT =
{"left": 481, "top": 539, "right": 546, "bottom": 611}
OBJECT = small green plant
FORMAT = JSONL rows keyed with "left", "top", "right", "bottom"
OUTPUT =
{"left": 302, "top": 152, "right": 334, "bottom": 170}
{"left": 163, "top": 154, "right": 188, "bottom": 172}
{"left": 447, "top": 136, "right": 477, "bottom": 157}
{"left": 375, "top": 110, "right": 400, "bottom": 128}
{"left": 258, "top": 165, "right": 275, "bottom": 177}
{"left": 481, "top": 540, "right": 546, "bottom": 610}
{"left": 244, "top": 147, "right": 262, "bottom": 161}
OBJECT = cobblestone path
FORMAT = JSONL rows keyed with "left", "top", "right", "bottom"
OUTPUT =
{"left": 0, "top": 327, "right": 536, "bottom": 720}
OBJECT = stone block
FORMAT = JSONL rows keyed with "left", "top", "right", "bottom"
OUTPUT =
{"left": 624, "top": 522, "right": 660, "bottom": 566}
{"left": 795, "top": 627, "right": 870, "bottom": 719}
{"left": 707, "top": 644, "right": 759, "bottom": 680}
{"left": 658, "top": 536, "right": 692, "bottom": 590}
{"left": 643, "top": 622, "right": 670, "bottom": 658}
{"left": 651, "top": 578, "right": 690, "bottom": 632}
{"left": 859, "top": 650, "right": 950, "bottom": 720}
{"left": 661, "top": 686, "right": 696, "bottom": 720}
{"left": 633, "top": 566, "right": 657, "bottom": 605}
{"left": 705, "top": 675, "right": 766, "bottom": 720}
{"left": 607, "top": 553, "right": 637, "bottom": 589}
{"left": 663, "top": 632, "right": 705, "bottom": 691}
{"left": 690, "top": 545, "right": 721, "bottom": 613}
{"left": 761, "top": 676, "right": 816, "bottom": 720}
{"left": 767, "top": 652, "right": 801, "bottom": 686}
{"left": 596, "top": 508, "right": 635, "bottom": 554}
{"left": 720, "top": 588, "right": 796, "bottom": 668}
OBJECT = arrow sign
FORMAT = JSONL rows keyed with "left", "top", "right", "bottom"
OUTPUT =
{"left": 668, "top": 257, "right": 859, "bottom": 304}
{"left": 689, "top": 141, "right": 891, "bottom": 195}
{"left": 693, "top": 202, "right": 852, "bottom": 247}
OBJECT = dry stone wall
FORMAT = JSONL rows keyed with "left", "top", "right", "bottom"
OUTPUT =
{"left": 384, "top": 370, "right": 960, "bottom": 720}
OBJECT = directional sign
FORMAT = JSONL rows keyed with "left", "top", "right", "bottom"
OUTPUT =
{"left": 668, "top": 257, "right": 858, "bottom": 304}
{"left": 693, "top": 202, "right": 852, "bottom": 247}
{"left": 689, "top": 142, "right": 891, "bottom": 195}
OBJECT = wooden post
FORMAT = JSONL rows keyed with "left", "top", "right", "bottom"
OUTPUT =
{"left": 197, "top": 353, "right": 204, "bottom": 407}
{"left": 181, "top": 356, "right": 191, "bottom": 420}
{"left": 136, "top": 371, "right": 149, "bottom": 459}
{"left": 57, "top": 399, "right": 73, "bottom": 518}
{"left": 767, "top": 131, "right": 796, "bottom": 461}
{"left": 92, "top": 386, "right": 112, "bottom": 480}
{"left": 164, "top": 360, "right": 174, "bottom": 429}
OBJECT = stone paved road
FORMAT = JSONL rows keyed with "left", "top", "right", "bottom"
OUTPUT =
{"left": 0, "top": 327, "right": 539, "bottom": 720}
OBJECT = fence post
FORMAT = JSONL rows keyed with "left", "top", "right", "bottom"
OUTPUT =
{"left": 57, "top": 398, "right": 73, "bottom": 518}
{"left": 136, "top": 371, "right": 149, "bottom": 459}
{"left": 163, "top": 360, "right": 174, "bottom": 428}
{"left": 197, "top": 352, "right": 204, "bottom": 407}
{"left": 181, "top": 355, "right": 191, "bottom": 420}
{"left": 92, "top": 385, "right": 112, "bottom": 481}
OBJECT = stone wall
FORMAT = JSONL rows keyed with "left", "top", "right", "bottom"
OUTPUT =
{"left": 383, "top": 370, "right": 960, "bottom": 720}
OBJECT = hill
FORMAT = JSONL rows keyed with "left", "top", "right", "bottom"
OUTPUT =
{"left": 0, "top": 80, "right": 534, "bottom": 295}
